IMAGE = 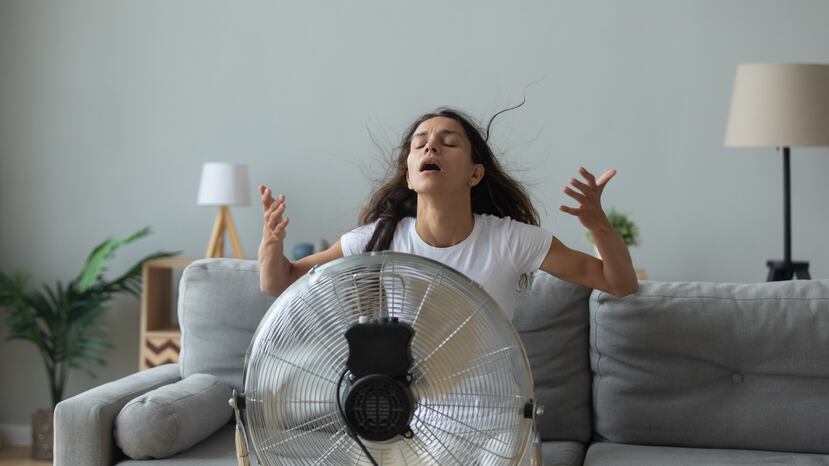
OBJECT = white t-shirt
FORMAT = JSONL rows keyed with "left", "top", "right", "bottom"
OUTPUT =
{"left": 340, "top": 214, "right": 553, "bottom": 319}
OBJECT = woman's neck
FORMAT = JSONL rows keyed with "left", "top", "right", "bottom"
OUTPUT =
{"left": 415, "top": 194, "right": 474, "bottom": 248}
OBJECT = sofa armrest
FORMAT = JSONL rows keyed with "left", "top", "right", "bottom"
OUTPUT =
{"left": 54, "top": 363, "right": 181, "bottom": 466}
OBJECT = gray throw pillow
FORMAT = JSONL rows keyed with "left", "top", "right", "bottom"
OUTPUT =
{"left": 114, "top": 373, "right": 233, "bottom": 459}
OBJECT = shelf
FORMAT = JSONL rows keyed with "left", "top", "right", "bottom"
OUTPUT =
{"left": 142, "top": 332, "right": 181, "bottom": 369}
{"left": 139, "top": 256, "right": 196, "bottom": 370}
{"left": 145, "top": 328, "right": 180, "bottom": 337}
{"left": 145, "top": 256, "right": 199, "bottom": 269}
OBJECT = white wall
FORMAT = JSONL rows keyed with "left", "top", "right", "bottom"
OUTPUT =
{"left": 1, "top": 0, "right": 828, "bottom": 426}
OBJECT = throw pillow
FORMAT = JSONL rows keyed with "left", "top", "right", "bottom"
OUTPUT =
{"left": 114, "top": 373, "right": 233, "bottom": 459}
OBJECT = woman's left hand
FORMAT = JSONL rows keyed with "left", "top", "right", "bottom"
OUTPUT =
{"left": 560, "top": 167, "right": 617, "bottom": 231}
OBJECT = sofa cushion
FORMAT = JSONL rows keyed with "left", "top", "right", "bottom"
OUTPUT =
{"left": 114, "top": 374, "right": 233, "bottom": 460}
{"left": 590, "top": 279, "right": 829, "bottom": 454}
{"left": 584, "top": 442, "right": 829, "bottom": 465}
{"left": 116, "top": 425, "right": 236, "bottom": 466}
{"left": 541, "top": 440, "right": 586, "bottom": 465}
{"left": 178, "top": 259, "right": 275, "bottom": 391}
{"left": 513, "top": 271, "right": 593, "bottom": 443}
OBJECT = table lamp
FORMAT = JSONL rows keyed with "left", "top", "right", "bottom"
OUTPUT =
{"left": 724, "top": 63, "right": 829, "bottom": 281}
{"left": 197, "top": 162, "right": 250, "bottom": 259}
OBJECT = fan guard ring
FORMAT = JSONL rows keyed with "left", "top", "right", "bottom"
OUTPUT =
{"left": 242, "top": 252, "right": 537, "bottom": 465}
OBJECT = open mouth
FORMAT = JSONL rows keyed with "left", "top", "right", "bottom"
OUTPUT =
{"left": 419, "top": 160, "right": 442, "bottom": 172}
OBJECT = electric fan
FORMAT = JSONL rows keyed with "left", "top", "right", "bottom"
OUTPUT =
{"left": 231, "top": 252, "right": 543, "bottom": 465}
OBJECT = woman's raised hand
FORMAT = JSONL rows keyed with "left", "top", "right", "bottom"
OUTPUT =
{"left": 560, "top": 167, "right": 617, "bottom": 231}
{"left": 258, "top": 185, "right": 289, "bottom": 258}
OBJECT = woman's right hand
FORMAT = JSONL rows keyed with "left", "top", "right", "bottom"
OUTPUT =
{"left": 258, "top": 185, "right": 289, "bottom": 260}
{"left": 257, "top": 183, "right": 345, "bottom": 297}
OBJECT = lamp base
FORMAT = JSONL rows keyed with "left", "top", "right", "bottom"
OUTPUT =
{"left": 206, "top": 206, "right": 245, "bottom": 259}
{"left": 766, "top": 260, "right": 810, "bottom": 281}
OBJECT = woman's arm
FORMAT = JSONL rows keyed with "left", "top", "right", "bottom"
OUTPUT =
{"left": 540, "top": 167, "right": 638, "bottom": 297}
{"left": 540, "top": 236, "right": 637, "bottom": 298}
{"left": 258, "top": 185, "right": 344, "bottom": 297}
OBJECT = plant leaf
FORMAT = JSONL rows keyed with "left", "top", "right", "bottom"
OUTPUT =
{"left": 4, "top": 226, "right": 175, "bottom": 404}
{"left": 74, "top": 227, "right": 152, "bottom": 293}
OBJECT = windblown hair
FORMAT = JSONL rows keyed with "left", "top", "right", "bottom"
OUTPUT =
{"left": 359, "top": 107, "right": 539, "bottom": 252}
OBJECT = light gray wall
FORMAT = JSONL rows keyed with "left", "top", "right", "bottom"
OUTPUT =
{"left": 2, "top": 0, "right": 828, "bottom": 425}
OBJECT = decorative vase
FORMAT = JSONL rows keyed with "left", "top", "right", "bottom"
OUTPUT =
{"left": 291, "top": 243, "right": 314, "bottom": 260}
{"left": 31, "top": 408, "right": 53, "bottom": 460}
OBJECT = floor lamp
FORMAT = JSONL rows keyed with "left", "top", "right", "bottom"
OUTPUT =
{"left": 197, "top": 162, "right": 250, "bottom": 259}
{"left": 725, "top": 63, "right": 829, "bottom": 281}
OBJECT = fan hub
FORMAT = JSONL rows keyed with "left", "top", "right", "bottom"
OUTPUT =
{"left": 344, "top": 374, "right": 413, "bottom": 441}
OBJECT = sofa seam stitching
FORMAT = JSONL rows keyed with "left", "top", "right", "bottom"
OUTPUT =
{"left": 592, "top": 291, "right": 605, "bottom": 427}
{"left": 142, "top": 398, "right": 182, "bottom": 457}
{"left": 179, "top": 271, "right": 191, "bottom": 376}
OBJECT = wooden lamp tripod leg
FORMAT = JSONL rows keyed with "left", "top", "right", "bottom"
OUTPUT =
{"left": 206, "top": 207, "right": 227, "bottom": 258}
{"left": 224, "top": 208, "right": 246, "bottom": 259}
{"left": 206, "top": 206, "right": 245, "bottom": 259}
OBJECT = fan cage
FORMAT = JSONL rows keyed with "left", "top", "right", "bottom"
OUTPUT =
{"left": 242, "top": 252, "right": 536, "bottom": 465}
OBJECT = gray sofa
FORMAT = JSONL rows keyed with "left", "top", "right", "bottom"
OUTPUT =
{"left": 54, "top": 258, "right": 829, "bottom": 465}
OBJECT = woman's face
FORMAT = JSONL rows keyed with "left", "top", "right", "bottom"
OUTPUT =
{"left": 406, "top": 116, "right": 484, "bottom": 195}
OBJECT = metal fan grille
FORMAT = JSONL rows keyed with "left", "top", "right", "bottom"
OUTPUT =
{"left": 244, "top": 252, "right": 535, "bottom": 465}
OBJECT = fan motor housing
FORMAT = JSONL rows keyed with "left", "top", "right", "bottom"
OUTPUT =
{"left": 343, "top": 317, "right": 415, "bottom": 441}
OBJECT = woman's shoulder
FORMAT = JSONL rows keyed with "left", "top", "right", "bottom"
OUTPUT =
{"left": 345, "top": 216, "right": 415, "bottom": 236}
{"left": 475, "top": 213, "right": 550, "bottom": 237}
{"left": 398, "top": 216, "right": 416, "bottom": 227}
{"left": 340, "top": 221, "right": 378, "bottom": 255}
{"left": 346, "top": 221, "right": 378, "bottom": 235}
{"left": 475, "top": 213, "right": 519, "bottom": 229}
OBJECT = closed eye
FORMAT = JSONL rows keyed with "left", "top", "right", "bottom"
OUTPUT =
{"left": 413, "top": 140, "right": 457, "bottom": 149}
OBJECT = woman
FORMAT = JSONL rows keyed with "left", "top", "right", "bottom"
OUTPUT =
{"left": 258, "top": 108, "right": 638, "bottom": 316}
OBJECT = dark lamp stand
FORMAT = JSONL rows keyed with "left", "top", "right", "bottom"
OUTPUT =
{"left": 766, "top": 146, "right": 810, "bottom": 281}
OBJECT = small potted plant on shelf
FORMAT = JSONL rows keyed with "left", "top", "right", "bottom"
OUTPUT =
{"left": 585, "top": 207, "right": 640, "bottom": 259}
{"left": 0, "top": 227, "right": 175, "bottom": 460}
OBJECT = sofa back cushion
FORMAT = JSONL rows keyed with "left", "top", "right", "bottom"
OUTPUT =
{"left": 513, "top": 272, "right": 593, "bottom": 443}
{"left": 178, "top": 259, "right": 275, "bottom": 391}
{"left": 590, "top": 279, "right": 829, "bottom": 454}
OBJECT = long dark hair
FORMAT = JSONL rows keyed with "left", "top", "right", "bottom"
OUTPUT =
{"left": 359, "top": 107, "right": 539, "bottom": 252}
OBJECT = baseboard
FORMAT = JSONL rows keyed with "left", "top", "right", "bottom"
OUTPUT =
{"left": 0, "top": 423, "right": 30, "bottom": 447}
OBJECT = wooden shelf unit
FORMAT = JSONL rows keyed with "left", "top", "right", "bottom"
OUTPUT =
{"left": 139, "top": 257, "right": 196, "bottom": 370}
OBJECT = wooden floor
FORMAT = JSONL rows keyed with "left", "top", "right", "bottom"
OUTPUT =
{"left": 0, "top": 447, "right": 51, "bottom": 466}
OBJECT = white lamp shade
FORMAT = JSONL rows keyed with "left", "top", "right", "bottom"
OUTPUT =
{"left": 725, "top": 63, "right": 829, "bottom": 147}
{"left": 197, "top": 162, "right": 251, "bottom": 206}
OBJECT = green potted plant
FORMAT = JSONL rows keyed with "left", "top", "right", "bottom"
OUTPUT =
{"left": 585, "top": 207, "right": 640, "bottom": 259}
{"left": 0, "top": 227, "right": 176, "bottom": 460}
